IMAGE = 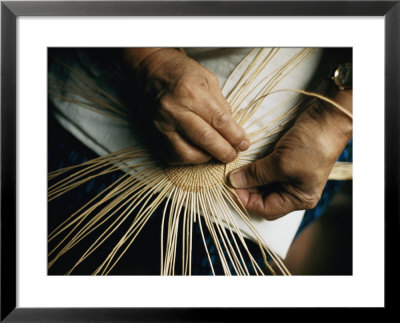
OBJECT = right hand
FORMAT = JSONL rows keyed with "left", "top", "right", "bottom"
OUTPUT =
{"left": 123, "top": 48, "right": 249, "bottom": 165}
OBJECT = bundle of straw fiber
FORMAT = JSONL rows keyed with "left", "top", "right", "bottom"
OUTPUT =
{"left": 48, "top": 48, "right": 352, "bottom": 275}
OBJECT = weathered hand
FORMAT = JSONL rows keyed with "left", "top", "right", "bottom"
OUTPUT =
{"left": 123, "top": 48, "right": 249, "bottom": 165}
{"left": 228, "top": 90, "right": 352, "bottom": 220}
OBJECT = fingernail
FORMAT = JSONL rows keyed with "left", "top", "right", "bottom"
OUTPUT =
{"left": 238, "top": 140, "right": 250, "bottom": 151}
{"left": 229, "top": 170, "right": 247, "bottom": 188}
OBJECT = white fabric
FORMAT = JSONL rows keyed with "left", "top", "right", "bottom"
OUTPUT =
{"left": 50, "top": 48, "right": 324, "bottom": 259}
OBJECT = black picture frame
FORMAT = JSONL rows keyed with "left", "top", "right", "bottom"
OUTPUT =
{"left": 1, "top": 1, "right": 398, "bottom": 321}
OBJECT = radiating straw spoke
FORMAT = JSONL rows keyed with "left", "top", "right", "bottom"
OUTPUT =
{"left": 48, "top": 48, "right": 351, "bottom": 276}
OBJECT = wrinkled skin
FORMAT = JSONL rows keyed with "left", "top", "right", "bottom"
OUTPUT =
{"left": 123, "top": 48, "right": 352, "bottom": 219}
{"left": 228, "top": 90, "right": 352, "bottom": 220}
{"left": 123, "top": 48, "right": 249, "bottom": 165}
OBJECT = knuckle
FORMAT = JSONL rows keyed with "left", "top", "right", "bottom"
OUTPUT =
{"left": 198, "top": 129, "right": 215, "bottom": 146}
{"left": 175, "top": 79, "right": 196, "bottom": 98}
{"left": 231, "top": 129, "right": 245, "bottom": 146}
{"left": 220, "top": 148, "right": 236, "bottom": 163}
{"left": 158, "top": 95, "right": 168, "bottom": 107}
{"left": 212, "top": 111, "right": 230, "bottom": 129}
{"left": 153, "top": 120, "right": 168, "bottom": 133}
{"left": 208, "top": 73, "right": 220, "bottom": 86}
{"left": 179, "top": 150, "right": 198, "bottom": 164}
{"left": 159, "top": 97, "right": 175, "bottom": 113}
{"left": 179, "top": 149, "right": 210, "bottom": 165}
{"left": 221, "top": 100, "right": 232, "bottom": 112}
{"left": 195, "top": 154, "right": 212, "bottom": 164}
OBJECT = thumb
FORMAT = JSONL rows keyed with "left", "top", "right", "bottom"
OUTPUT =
{"left": 228, "top": 154, "right": 280, "bottom": 189}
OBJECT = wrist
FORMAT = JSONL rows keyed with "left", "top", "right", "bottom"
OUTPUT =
{"left": 121, "top": 48, "right": 184, "bottom": 98}
{"left": 304, "top": 88, "right": 352, "bottom": 140}
{"left": 323, "top": 89, "right": 353, "bottom": 141}
{"left": 295, "top": 89, "right": 352, "bottom": 163}
{"left": 121, "top": 48, "right": 181, "bottom": 70}
{"left": 121, "top": 48, "right": 161, "bottom": 69}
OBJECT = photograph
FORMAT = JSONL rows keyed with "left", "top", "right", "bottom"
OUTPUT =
{"left": 47, "top": 47, "right": 353, "bottom": 276}
{"left": 2, "top": 0, "right": 395, "bottom": 318}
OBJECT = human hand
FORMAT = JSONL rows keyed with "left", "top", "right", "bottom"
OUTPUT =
{"left": 228, "top": 90, "right": 352, "bottom": 220}
{"left": 122, "top": 48, "right": 249, "bottom": 165}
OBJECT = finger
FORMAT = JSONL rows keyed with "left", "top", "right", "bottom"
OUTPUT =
{"left": 211, "top": 89, "right": 250, "bottom": 151}
{"left": 160, "top": 130, "right": 212, "bottom": 165}
{"left": 228, "top": 155, "right": 282, "bottom": 189}
{"left": 176, "top": 111, "right": 238, "bottom": 164}
{"left": 236, "top": 188, "right": 300, "bottom": 220}
{"left": 189, "top": 88, "right": 249, "bottom": 152}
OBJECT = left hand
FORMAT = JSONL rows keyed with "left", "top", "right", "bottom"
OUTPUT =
{"left": 228, "top": 90, "right": 352, "bottom": 220}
